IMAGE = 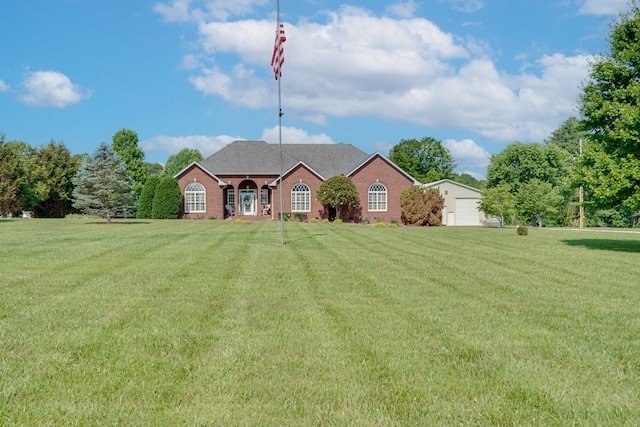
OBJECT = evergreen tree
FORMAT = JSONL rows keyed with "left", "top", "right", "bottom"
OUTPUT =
{"left": 137, "top": 175, "right": 160, "bottom": 219}
{"left": 72, "top": 142, "right": 136, "bottom": 224}
{"left": 151, "top": 177, "right": 182, "bottom": 219}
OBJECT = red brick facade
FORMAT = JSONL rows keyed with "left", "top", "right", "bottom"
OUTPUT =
{"left": 176, "top": 152, "right": 417, "bottom": 224}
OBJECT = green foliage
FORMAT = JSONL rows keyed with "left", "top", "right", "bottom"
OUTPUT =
{"left": 451, "top": 173, "right": 486, "bottom": 190}
{"left": 145, "top": 162, "right": 164, "bottom": 177}
{"left": 322, "top": 218, "right": 330, "bottom": 224}
{"left": 516, "top": 225, "right": 529, "bottom": 236}
{"left": 389, "top": 222, "right": 398, "bottom": 228}
{"left": 487, "top": 142, "right": 571, "bottom": 193}
{"left": 374, "top": 221, "right": 386, "bottom": 228}
{"left": 333, "top": 218, "right": 343, "bottom": 224}
{"left": 544, "top": 116, "right": 586, "bottom": 160}
{"left": 309, "top": 217, "right": 318, "bottom": 224}
{"left": 163, "top": 148, "right": 203, "bottom": 177}
{"left": 112, "top": 129, "right": 147, "bottom": 197}
{"left": 577, "top": 2, "right": 640, "bottom": 211}
{"left": 234, "top": 218, "right": 247, "bottom": 225}
{"left": 151, "top": 177, "right": 182, "bottom": 219}
{"left": 0, "top": 136, "right": 29, "bottom": 215}
{"left": 31, "top": 141, "right": 83, "bottom": 218}
{"left": 400, "top": 186, "right": 444, "bottom": 226}
{"left": 389, "top": 137, "right": 456, "bottom": 183}
{"left": 317, "top": 175, "right": 360, "bottom": 221}
{"left": 137, "top": 175, "right": 160, "bottom": 219}
{"left": 72, "top": 143, "right": 136, "bottom": 223}
{"left": 291, "top": 212, "right": 308, "bottom": 222}
{"left": 478, "top": 184, "right": 516, "bottom": 227}
{"left": 516, "top": 179, "right": 564, "bottom": 227}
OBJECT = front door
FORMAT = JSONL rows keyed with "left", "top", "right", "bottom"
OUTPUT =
{"left": 238, "top": 190, "right": 257, "bottom": 216}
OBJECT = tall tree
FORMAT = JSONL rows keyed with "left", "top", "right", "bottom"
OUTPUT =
{"left": 477, "top": 183, "right": 516, "bottom": 227}
{"left": 112, "top": 129, "right": 147, "bottom": 196}
{"left": 316, "top": 174, "right": 360, "bottom": 221}
{"left": 389, "top": 137, "right": 456, "bottom": 183}
{"left": 544, "top": 116, "right": 587, "bottom": 160}
{"left": 72, "top": 142, "right": 136, "bottom": 224}
{"left": 487, "top": 142, "right": 571, "bottom": 193}
{"left": 0, "top": 136, "right": 26, "bottom": 215}
{"left": 163, "top": 148, "right": 203, "bottom": 177}
{"left": 516, "top": 179, "right": 563, "bottom": 228}
{"left": 577, "top": 1, "right": 640, "bottom": 211}
{"left": 31, "top": 141, "right": 83, "bottom": 217}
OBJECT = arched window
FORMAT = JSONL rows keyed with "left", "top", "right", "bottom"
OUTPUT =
{"left": 185, "top": 182, "right": 206, "bottom": 213}
{"left": 291, "top": 183, "right": 310, "bottom": 212}
{"left": 368, "top": 183, "right": 387, "bottom": 211}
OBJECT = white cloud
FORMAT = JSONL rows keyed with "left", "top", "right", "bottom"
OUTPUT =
{"left": 159, "top": 4, "right": 593, "bottom": 146}
{"left": 440, "top": 0, "right": 484, "bottom": 13}
{"left": 140, "top": 134, "right": 241, "bottom": 157}
{"left": 261, "top": 126, "right": 336, "bottom": 145}
{"left": 386, "top": 1, "right": 420, "bottom": 18}
{"left": 19, "top": 70, "right": 90, "bottom": 108}
{"left": 0, "top": 80, "right": 9, "bottom": 92}
{"left": 578, "top": 0, "right": 628, "bottom": 16}
{"left": 444, "top": 138, "right": 491, "bottom": 171}
{"left": 154, "top": 0, "right": 269, "bottom": 22}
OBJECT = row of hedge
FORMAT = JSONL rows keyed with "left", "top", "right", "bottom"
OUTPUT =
{"left": 137, "top": 176, "right": 182, "bottom": 219}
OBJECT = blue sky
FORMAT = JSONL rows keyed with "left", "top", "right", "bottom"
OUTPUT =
{"left": 0, "top": 0, "right": 630, "bottom": 178}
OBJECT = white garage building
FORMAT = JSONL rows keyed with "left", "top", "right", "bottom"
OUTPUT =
{"left": 422, "top": 179, "right": 485, "bottom": 226}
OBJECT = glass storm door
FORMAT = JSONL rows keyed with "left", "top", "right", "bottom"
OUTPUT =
{"left": 238, "top": 190, "right": 257, "bottom": 216}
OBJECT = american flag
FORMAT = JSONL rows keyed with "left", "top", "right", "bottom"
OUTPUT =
{"left": 271, "top": 23, "right": 286, "bottom": 80}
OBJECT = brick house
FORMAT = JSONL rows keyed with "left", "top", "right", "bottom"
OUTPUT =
{"left": 175, "top": 140, "right": 419, "bottom": 223}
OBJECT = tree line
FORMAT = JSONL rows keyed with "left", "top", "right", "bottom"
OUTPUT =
{"left": 0, "top": 129, "right": 203, "bottom": 221}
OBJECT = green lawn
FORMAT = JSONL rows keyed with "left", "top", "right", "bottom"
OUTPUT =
{"left": 1, "top": 219, "right": 639, "bottom": 425}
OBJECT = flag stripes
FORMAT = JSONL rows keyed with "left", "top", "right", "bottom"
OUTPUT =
{"left": 271, "top": 23, "right": 286, "bottom": 80}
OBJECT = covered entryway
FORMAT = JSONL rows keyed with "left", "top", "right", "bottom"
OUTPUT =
{"left": 238, "top": 189, "right": 257, "bottom": 216}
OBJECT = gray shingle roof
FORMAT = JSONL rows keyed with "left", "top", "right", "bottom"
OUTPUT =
{"left": 198, "top": 140, "right": 371, "bottom": 178}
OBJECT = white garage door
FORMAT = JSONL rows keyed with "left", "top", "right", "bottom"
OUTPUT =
{"left": 455, "top": 198, "right": 480, "bottom": 226}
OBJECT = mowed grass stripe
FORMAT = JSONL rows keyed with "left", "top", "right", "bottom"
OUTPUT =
{"left": 1, "top": 219, "right": 640, "bottom": 425}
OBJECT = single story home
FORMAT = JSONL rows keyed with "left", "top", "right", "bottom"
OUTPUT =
{"left": 175, "top": 140, "right": 419, "bottom": 223}
{"left": 422, "top": 179, "right": 485, "bottom": 226}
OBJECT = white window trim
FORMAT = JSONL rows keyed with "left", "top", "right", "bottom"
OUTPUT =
{"left": 291, "top": 183, "right": 311, "bottom": 212}
{"left": 185, "top": 182, "right": 206, "bottom": 213}
{"left": 368, "top": 183, "right": 387, "bottom": 212}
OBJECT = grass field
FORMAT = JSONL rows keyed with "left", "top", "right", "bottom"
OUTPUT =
{"left": 1, "top": 218, "right": 640, "bottom": 425}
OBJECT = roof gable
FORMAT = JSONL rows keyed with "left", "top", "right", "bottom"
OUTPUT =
{"left": 349, "top": 153, "right": 421, "bottom": 185}
{"left": 422, "top": 179, "right": 483, "bottom": 194}
{"left": 197, "top": 140, "right": 371, "bottom": 177}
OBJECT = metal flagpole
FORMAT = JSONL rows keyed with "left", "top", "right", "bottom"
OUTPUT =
{"left": 276, "top": 0, "right": 285, "bottom": 244}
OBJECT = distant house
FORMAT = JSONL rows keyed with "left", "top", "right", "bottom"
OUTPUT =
{"left": 174, "top": 140, "right": 419, "bottom": 223}
{"left": 422, "top": 179, "right": 485, "bottom": 226}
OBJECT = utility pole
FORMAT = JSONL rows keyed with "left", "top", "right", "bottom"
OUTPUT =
{"left": 579, "top": 138, "right": 584, "bottom": 229}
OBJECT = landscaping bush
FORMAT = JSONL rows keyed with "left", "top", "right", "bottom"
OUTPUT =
{"left": 234, "top": 218, "right": 247, "bottom": 225}
{"left": 151, "top": 177, "right": 182, "bottom": 219}
{"left": 374, "top": 222, "right": 386, "bottom": 228}
{"left": 400, "top": 186, "right": 444, "bottom": 226}
{"left": 137, "top": 175, "right": 160, "bottom": 219}
{"left": 309, "top": 218, "right": 318, "bottom": 224}
{"left": 333, "top": 218, "right": 343, "bottom": 224}
{"left": 517, "top": 225, "right": 529, "bottom": 236}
